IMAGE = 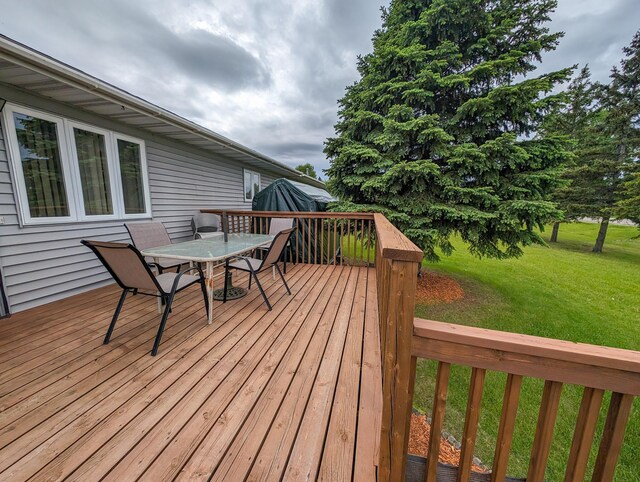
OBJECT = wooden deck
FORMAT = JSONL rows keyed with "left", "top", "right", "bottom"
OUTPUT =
{"left": 0, "top": 264, "right": 381, "bottom": 481}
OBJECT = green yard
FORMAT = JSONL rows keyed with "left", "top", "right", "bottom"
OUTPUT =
{"left": 413, "top": 222, "right": 640, "bottom": 481}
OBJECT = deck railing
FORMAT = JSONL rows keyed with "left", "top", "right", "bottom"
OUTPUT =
{"left": 201, "top": 210, "right": 375, "bottom": 266}
{"left": 411, "top": 319, "right": 640, "bottom": 482}
{"left": 203, "top": 209, "right": 639, "bottom": 481}
{"left": 373, "top": 213, "right": 424, "bottom": 482}
{"left": 201, "top": 209, "right": 424, "bottom": 480}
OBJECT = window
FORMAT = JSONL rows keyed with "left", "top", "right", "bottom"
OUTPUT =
{"left": 3, "top": 104, "right": 150, "bottom": 224}
{"left": 244, "top": 169, "right": 261, "bottom": 201}
{"left": 72, "top": 126, "right": 114, "bottom": 216}
{"left": 117, "top": 138, "right": 146, "bottom": 215}
{"left": 11, "top": 111, "right": 72, "bottom": 220}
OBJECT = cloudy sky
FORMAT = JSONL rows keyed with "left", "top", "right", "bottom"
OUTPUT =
{"left": 0, "top": 0, "right": 637, "bottom": 178}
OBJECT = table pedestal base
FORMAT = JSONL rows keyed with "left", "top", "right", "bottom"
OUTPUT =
{"left": 211, "top": 271, "right": 248, "bottom": 301}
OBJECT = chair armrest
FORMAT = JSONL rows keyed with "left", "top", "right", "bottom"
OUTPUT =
{"left": 225, "top": 256, "right": 260, "bottom": 272}
{"left": 165, "top": 265, "right": 206, "bottom": 294}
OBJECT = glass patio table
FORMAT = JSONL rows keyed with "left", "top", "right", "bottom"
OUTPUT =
{"left": 141, "top": 233, "right": 274, "bottom": 323}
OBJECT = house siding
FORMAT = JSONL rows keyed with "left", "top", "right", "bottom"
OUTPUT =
{"left": 0, "top": 90, "right": 284, "bottom": 313}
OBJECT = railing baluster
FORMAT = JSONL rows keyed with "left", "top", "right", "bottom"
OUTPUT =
{"left": 592, "top": 392, "right": 634, "bottom": 482}
{"left": 367, "top": 219, "right": 372, "bottom": 266}
{"left": 307, "top": 219, "right": 311, "bottom": 264}
{"left": 314, "top": 217, "right": 318, "bottom": 264}
{"left": 320, "top": 217, "right": 325, "bottom": 265}
{"left": 527, "top": 380, "right": 563, "bottom": 482}
{"left": 426, "top": 361, "right": 451, "bottom": 482}
{"left": 296, "top": 218, "right": 300, "bottom": 264}
{"left": 491, "top": 374, "right": 523, "bottom": 482}
{"left": 340, "top": 219, "right": 344, "bottom": 266}
{"left": 457, "top": 367, "right": 486, "bottom": 481}
{"left": 333, "top": 218, "right": 338, "bottom": 265}
{"left": 564, "top": 387, "right": 604, "bottom": 482}
{"left": 360, "top": 219, "right": 365, "bottom": 264}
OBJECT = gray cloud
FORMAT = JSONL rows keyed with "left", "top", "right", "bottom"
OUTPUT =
{"left": 0, "top": 0, "right": 637, "bottom": 178}
{"left": 0, "top": 0, "right": 270, "bottom": 92}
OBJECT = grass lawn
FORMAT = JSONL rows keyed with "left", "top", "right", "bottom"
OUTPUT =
{"left": 413, "top": 222, "right": 640, "bottom": 481}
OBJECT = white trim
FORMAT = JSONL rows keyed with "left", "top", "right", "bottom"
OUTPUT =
{"left": 113, "top": 133, "right": 152, "bottom": 219}
{"left": 2, "top": 102, "right": 151, "bottom": 225}
{"left": 243, "top": 168, "right": 261, "bottom": 202}
{"left": 65, "top": 120, "right": 120, "bottom": 221}
{"left": 2, "top": 104, "right": 78, "bottom": 225}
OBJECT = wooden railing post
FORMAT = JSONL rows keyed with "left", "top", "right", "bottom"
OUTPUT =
{"left": 374, "top": 214, "right": 423, "bottom": 482}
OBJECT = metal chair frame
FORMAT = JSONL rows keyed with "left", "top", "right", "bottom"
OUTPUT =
{"left": 223, "top": 228, "right": 295, "bottom": 310}
{"left": 254, "top": 218, "right": 295, "bottom": 273}
{"left": 81, "top": 240, "right": 209, "bottom": 356}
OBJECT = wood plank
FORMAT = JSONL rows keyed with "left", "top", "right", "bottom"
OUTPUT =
{"left": 413, "top": 319, "right": 640, "bottom": 382}
{"left": 0, "top": 282, "right": 266, "bottom": 475}
{"left": 3, "top": 266, "right": 312, "bottom": 480}
{"left": 176, "top": 266, "right": 349, "bottom": 481}
{"left": 0, "top": 264, "right": 384, "bottom": 482}
{"left": 89, "top": 265, "right": 328, "bottom": 481}
{"left": 0, "top": 288, "right": 118, "bottom": 350}
{"left": 592, "top": 392, "right": 634, "bottom": 482}
{"left": 0, "top": 293, "right": 152, "bottom": 390}
{"left": 0, "top": 294, "right": 153, "bottom": 370}
{"left": 373, "top": 213, "right": 423, "bottom": 262}
{"left": 527, "top": 380, "right": 563, "bottom": 482}
{"left": 491, "top": 374, "right": 522, "bottom": 482}
{"left": 457, "top": 367, "right": 486, "bottom": 482}
{"left": 564, "top": 387, "right": 604, "bottom": 482}
{"left": 279, "top": 267, "right": 362, "bottom": 481}
{"left": 353, "top": 268, "right": 382, "bottom": 479}
{"left": 202, "top": 210, "right": 376, "bottom": 220}
{"left": 244, "top": 268, "right": 360, "bottom": 481}
{"left": 426, "top": 362, "right": 451, "bottom": 482}
{"left": 318, "top": 265, "right": 367, "bottom": 480}
{"left": 0, "top": 296, "right": 160, "bottom": 411}
{"left": 210, "top": 266, "right": 353, "bottom": 481}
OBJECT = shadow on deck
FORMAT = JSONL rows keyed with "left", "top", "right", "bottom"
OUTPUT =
{"left": 0, "top": 263, "right": 381, "bottom": 481}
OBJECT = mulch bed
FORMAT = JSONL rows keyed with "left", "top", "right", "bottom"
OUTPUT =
{"left": 408, "top": 413, "right": 487, "bottom": 473}
{"left": 416, "top": 272, "right": 464, "bottom": 305}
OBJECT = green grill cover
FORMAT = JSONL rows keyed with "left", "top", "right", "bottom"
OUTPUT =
{"left": 252, "top": 179, "right": 338, "bottom": 264}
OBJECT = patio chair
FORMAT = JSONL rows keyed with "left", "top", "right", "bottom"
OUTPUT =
{"left": 223, "top": 227, "right": 295, "bottom": 310}
{"left": 125, "top": 221, "right": 182, "bottom": 273}
{"left": 191, "top": 213, "right": 221, "bottom": 239}
{"left": 254, "top": 217, "right": 295, "bottom": 273}
{"left": 81, "top": 240, "right": 208, "bottom": 356}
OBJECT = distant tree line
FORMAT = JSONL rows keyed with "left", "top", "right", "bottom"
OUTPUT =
{"left": 542, "top": 32, "right": 640, "bottom": 252}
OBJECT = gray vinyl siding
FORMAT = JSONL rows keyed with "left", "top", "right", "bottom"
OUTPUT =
{"left": 0, "top": 91, "right": 291, "bottom": 313}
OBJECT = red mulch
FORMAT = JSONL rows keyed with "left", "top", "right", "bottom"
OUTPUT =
{"left": 416, "top": 272, "right": 464, "bottom": 305}
{"left": 408, "top": 413, "right": 487, "bottom": 472}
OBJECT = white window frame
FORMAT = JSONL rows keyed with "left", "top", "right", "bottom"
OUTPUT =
{"left": 66, "top": 120, "right": 120, "bottom": 221}
{"left": 243, "top": 168, "right": 261, "bottom": 201}
{"left": 2, "top": 104, "right": 78, "bottom": 225}
{"left": 2, "top": 103, "right": 151, "bottom": 225}
{"left": 113, "top": 133, "right": 152, "bottom": 220}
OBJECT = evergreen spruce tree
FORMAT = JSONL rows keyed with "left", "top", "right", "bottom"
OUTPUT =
{"left": 609, "top": 31, "right": 640, "bottom": 235}
{"left": 540, "top": 66, "right": 596, "bottom": 242}
{"left": 325, "top": 0, "right": 573, "bottom": 261}
{"left": 569, "top": 30, "right": 640, "bottom": 252}
{"left": 617, "top": 171, "right": 640, "bottom": 225}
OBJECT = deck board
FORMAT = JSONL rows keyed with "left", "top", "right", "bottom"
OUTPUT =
{"left": 0, "top": 264, "right": 381, "bottom": 481}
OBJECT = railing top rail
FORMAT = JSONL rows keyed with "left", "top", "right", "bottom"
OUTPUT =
{"left": 373, "top": 213, "right": 423, "bottom": 262}
{"left": 414, "top": 318, "right": 640, "bottom": 395}
{"left": 414, "top": 318, "right": 640, "bottom": 373}
{"left": 200, "top": 209, "right": 375, "bottom": 220}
